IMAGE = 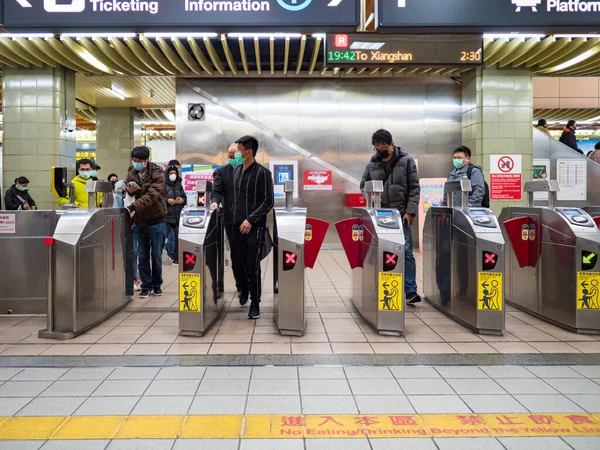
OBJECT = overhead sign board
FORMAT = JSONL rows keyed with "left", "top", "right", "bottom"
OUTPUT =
{"left": 378, "top": 0, "right": 600, "bottom": 31}
{"left": 325, "top": 34, "right": 482, "bottom": 66}
{"left": 4, "top": 0, "right": 358, "bottom": 30}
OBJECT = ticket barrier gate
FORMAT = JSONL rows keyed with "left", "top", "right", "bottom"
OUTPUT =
{"left": 423, "top": 180, "right": 505, "bottom": 335}
{"left": 499, "top": 180, "right": 600, "bottom": 334}
{"left": 273, "top": 180, "right": 329, "bottom": 336}
{"left": 335, "top": 181, "right": 405, "bottom": 336}
{"left": 584, "top": 207, "right": 600, "bottom": 228}
{"left": 39, "top": 179, "right": 133, "bottom": 340}
{"left": 179, "top": 181, "right": 225, "bottom": 337}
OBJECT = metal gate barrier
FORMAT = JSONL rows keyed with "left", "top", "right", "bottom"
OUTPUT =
{"left": 178, "top": 181, "right": 225, "bottom": 337}
{"left": 423, "top": 180, "right": 505, "bottom": 335}
{"left": 335, "top": 181, "right": 405, "bottom": 336}
{"left": 584, "top": 206, "right": 600, "bottom": 228}
{"left": 500, "top": 180, "right": 600, "bottom": 334}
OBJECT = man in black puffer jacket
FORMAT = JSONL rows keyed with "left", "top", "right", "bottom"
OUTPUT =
{"left": 164, "top": 165, "right": 187, "bottom": 265}
{"left": 360, "top": 129, "right": 421, "bottom": 304}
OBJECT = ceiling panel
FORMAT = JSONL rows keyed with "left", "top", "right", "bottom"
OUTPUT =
{"left": 75, "top": 74, "right": 175, "bottom": 107}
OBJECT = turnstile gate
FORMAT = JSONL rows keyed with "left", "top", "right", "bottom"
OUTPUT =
{"left": 179, "top": 181, "right": 225, "bottom": 337}
{"left": 423, "top": 180, "right": 505, "bottom": 335}
{"left": 336, "top": 181, "right": 405, "bottom": 336}
{"left": 500, "top": 180, "right": 600, "bottom": 334}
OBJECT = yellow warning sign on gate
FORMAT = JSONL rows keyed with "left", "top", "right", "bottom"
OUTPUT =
{"left": 577, "top": 272, "right": 600, "bottom": 310}
{"left": 478, "top": 272, "right": 503, "bottom": 311}
{"left": 378, "top": 272, "right": 403, "bottom": 311}
{"left": 179, "top": 273, "right": 201, "bottom": 312}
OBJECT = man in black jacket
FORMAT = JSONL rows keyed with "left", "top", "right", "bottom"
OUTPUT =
{"left": 5, "top": 177, "right": 37, "bottom": 210}
{"left": 559, "top": 120, "right": 583, "bottom": 154}
{"left": 164, "top": 165, "right": 187, "bottom": 265}
{"left": 211, "top": 143, "right": 244, "bottom": 300}
{"left": 360, "top": 129, "right": 421, "bottom": 304}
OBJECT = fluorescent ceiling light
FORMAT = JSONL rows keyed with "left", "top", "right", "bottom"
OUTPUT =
{"left": 80, "top": 49, "right": 110, "bottom": 72}
{"left": 228, "top": 33, "right": 302, "bottom": 38}
{"left": 550, "top": 49, "right": 598, "bottom": 71}
{"left": 143, "top": 32, "right": 218, "bottom": 38}
{"left": 312, "top": 33, "right": 326, "bottom": 39}
{"left": 0, "top": 33, "right": 54, "bottom": 39}
{"left": 108, "top": 89, "right": 126, "bottom": 100}
{"left": 109, "top": 82, "right": 126, "bottom": 100}
{"left": 163, "top": 110, "right": 175, "bottom": 122}
{"left": 483, "top": 33, "right": 546, "bottom": 39}
{"left": 62, "top": 32, "right": 136, "bottom": 38}
{"left": 350, "top": 41, "right": 385, "bottom": 50}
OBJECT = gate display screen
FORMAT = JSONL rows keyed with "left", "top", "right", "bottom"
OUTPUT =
{"left": 326, "top": 34, "right": 483, "bottom": 66}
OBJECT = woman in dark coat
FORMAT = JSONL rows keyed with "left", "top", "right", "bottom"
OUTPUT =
{"left": 5, "top": 176, "right": 37, "bottom": 210}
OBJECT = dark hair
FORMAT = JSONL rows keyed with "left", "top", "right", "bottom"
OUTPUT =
{"left": 567, "top": 120, "right": 577, "bottom": 128}
{"left": 372, "top": 129, "right": 393, "bottom": 146}
{"left": 537, "top": 119, "right": 547, "bottom": 127}
{"left": 15, "top": 176, "right": 29, "bottom": 185}
{"left": 595, "top": 142, "right": 600, "bottom": 150}
{"left": 235, "top": 135, "right": 259, "bottom": 156}
{"left": 77, "top": 159, "right": 93, "bottom": 169}
{"left": 107, "top": 173, "right": 118, "bottom": 181}
{"left": 131, "top": 146, "right": 151, "bottom": 160}
{"left": 168, "top": 159, "right": 181, "bottom": 166}
{"left": 454, "top": 146, "right": 472, "bottom": 158}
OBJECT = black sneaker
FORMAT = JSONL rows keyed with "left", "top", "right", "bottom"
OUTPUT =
{"left": 154, "top": 288, "right": 163, "bottom": 296}
{"left": 239, "top": 291, "right": 249, "bottom": 306}
{"left": 139, "top": 289, "right": 150, "bottom": 298}
{"left": 248, "top": 302, "right": 260, "bottom": 319}
{"left": 407, "top": 292, "right": 422, "bottom": 304}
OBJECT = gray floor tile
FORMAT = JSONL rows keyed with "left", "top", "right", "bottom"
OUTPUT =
{"left": 566, "top": 394, "right": 600, "bottom": 412}
{"left": 345, "top": 366, "right": 393, "bottom": 378}
{"left": 446, "top": 378, "right": 507, "bottom": 395}
{"left": 435, "top": 366, "right": 489, "bottom": 378}
{"left": 16, "top": 397, "right": 85, "bottom": 416}
{"left": 252, "top": 367, "right": 298, "bottom": 379}
{"left": 434, "top": 437, "right": 504, "bottom": 450}
{"left": 107, "top": 439, "right": 174, "bottom": 450}
{"left": 495, "top": 378, "right": 559, "bottom": 395}
{"left": 11, "top": 368, "right": 68, "bottom": 382}
{"left": 398, "top": 378, "right": 453, "bottom": 395}
{"left": 93, "top": 379, "right": 151, "bottom": 397}
{"left": 197, "top": 379, "right": 249, "bottom": 396}
{"left": 514, "top": 395, "right": 586, "bottom": 413}
{"left": 189, "top": 396, "right": 247, "bottom": 415}
{"left": 131, "top": 395, "right": 193, "bottom": 415}
{"left": 570, "top": 365, "right": 600, "bottom": 378}
{"left": 108, "top": 367, "right": 160, "bottom": 380}
{"left": 40, "top": 380, "right": 103, "bottom": 397}
{"left": 525, "top": 366, "right": 584, "bottom": 379}
{"left": 305, "top": 439, "right": 371, "bottom": 449}
{"left": 0, "top": 397, "right": 33, "bottom": 415}
{"left": 0, "top": 368, "right": 23, "bottom": 381}
{"left": 145, "top": 379, "right": 201, "bottom": 396}
{"left": 41, "top": 440, "right": 109, "bottom": 450}
{"left": 461, "top": 395, "right": 528, "bottom": 413}
{"left": 355, "top": 395, "right": 415, "bottom": 414}
{"left": 544, "top": 378, "right": 600, "bottom": 395}
{"left": 245, "top": 395, "right": 301, "bottom": 414}
{"left": 498, "top": 437, "right": 572, "bottom": 450}
{"left": 239, "top": 439, "right": 304, "bottom": 450}
{"left": 74, "top": 396, "right": 139, "bottom": 415}
{"left": 562, "top": 437, "right": 600, "bottom": 450}
{"left": 59, "top": 368, "right": 115, "bottom": 381}
{"left": 204, "top": 367, "right": 252, "bottom": 379}
{"left": 156, "top": 367, "right": 206, "bottom": 380}
{"left": 479, "top": 366, "right": 537, "bottom": 379}
{"left": 0, "top": 381, "right": 52, "bottom": 397}
{"left": 370, "top": 438, "right": 437, "bottom": 450}
{"left": 349, "top": 378, "right": 402, "bottom": 395}
{"left": 408, "top": 395, "right": 471, "bottom": 413}
{"left": 389, "top": 366, "right": 441, "bottom": 379}
{"left": 300, "top": 379, "right": 351, "bottom": 396}
{"left": 173, "top": 439, "right": 239, "bottom": 450}
{"left": 0, "top": 442, "right": 42, "bottom": 450}
{"left": 249, "top": 378, "right": 299, "bottom": 396}
{"left": 301, "top": 395, "right": 358, "bottom": 414}
{"left": 298, "top": 367, "right": 345, "bottom": 379}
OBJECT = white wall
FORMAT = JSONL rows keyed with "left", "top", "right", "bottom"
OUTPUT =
{"left": 149, "top": 140, "right": 176, "bottom": 164}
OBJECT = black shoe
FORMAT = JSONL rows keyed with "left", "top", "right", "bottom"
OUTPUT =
{"left": 154, "top": 288, "right": 163, "bottom": 296}
{"left": 248, "top": 302, "right": 260, "bottom": 319}
{"left": 407, "top": 292, "right": 422, "bottom": 304}
{"left": 239, "top": 291, "right": 249, "bottom": 306}
{"left": 139, "top": 289, "right": 150, "bottom": 298}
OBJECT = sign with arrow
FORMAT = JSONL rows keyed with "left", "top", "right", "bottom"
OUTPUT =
{"left": 478, "top": 272, "right": 502, "bottom": 311}
{"left": 378, "top": 272, "right": 403, "bottom": 312}
{"left": 179, "top": 272, "right": 201, "bottom": 312}
{"left": 577, "top": 272, "right": 600, "bottom": 310}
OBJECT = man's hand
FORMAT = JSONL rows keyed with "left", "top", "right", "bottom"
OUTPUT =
{"left": 126, "top": 183, "right": 141, "bottom": 195}
{"left": 210, "top": 202, "right": 219, "bottom": 210}
{"left": 240, "top": 220, "right": 252, "bottom": 234}
{"left": 403, "top": 213, "right": 415, "bottom": 227}
{"left": 23, "top": 203, "right": 30, "bottom": 210}
{"left": 167, "top": 199, "right": 176, "bottom": 206}
{"left": 176, "top": 197, "right": 185, "bottom": 205}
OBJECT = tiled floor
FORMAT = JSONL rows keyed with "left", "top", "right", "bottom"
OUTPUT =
{"left": 1, "top": 251, "right": 599, "bottom": 356}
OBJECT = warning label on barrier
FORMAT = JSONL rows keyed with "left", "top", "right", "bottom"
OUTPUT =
{"left": 378, "top": 272, "right": 403, "bottom": 311}
{"left": 179, "top": 273, "right": 201, "bottom": 312}
{"left": 577, "top": 272, "right": 600, "bottom": 310}
{"left": 0, "top": 214, "right": 16, "bottom": 234}
{"left": 478, "top": 272, "right": 502, "bottom": 311}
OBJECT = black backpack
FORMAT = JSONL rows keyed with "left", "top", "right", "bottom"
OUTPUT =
{"left": 466, "top": 164, "right": 490, "bottom": 208}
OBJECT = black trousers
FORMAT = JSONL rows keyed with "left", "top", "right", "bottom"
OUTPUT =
{"left": 225, "top": 223, "right": 243, "bottom": 291}
{"left": 164, "top": 222, "right": 179, "bottom": 262}
{"left": 231, "top": 224, "right": 265, "bottom": 303}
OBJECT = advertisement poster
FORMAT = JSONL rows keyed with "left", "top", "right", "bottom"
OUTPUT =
{"left": 270, "top": 160, "right": 299, "bottom": 199}
{"left": 181, "top": 165, "right": 214, "bottom": 206}
{"left": 557, "top": 159, "right": 587, "bottom": 201}
{"left": 533, "top": 159, "right": 551, "bottom": 201}
{"left": 490, "top": 155, "right": 522, "bottom": 201}
{"left": 303, "top": 170, "right": 333, "bottom": 191}
{"left": 418, "top": 178, "right": 446, "bottom": 253}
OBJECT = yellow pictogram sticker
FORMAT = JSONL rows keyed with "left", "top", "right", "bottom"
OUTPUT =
{"left": 378, "top": 272, "right": 403, "bottom": 311}
{"left": 577, "top": 272, "right": 600, "bottom": 310}
{"left": 179, "top": 273, "right": 201, "bottom": 312}
{"left": 478, "top": 272, "right": 503, "bottom": 311}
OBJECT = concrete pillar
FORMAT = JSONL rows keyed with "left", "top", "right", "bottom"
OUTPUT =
{"left": 96, "top": 107, "right": 135, "bottom": 180}
{"left": 2, "top": 66, "right": 76, "bottom": 210}
{"left": 462, "top": 66, "right": 534, "bottom": 213}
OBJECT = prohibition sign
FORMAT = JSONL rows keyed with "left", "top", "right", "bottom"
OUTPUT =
{"left": 498, "top": 156, "right": 514, "bottom": 173}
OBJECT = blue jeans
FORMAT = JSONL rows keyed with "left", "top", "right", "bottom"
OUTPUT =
{"left": 404, "top": 221, "right": 418, "bottom": 295}
{"left": 134, "top": 222, "right": 165, "bottom": 291}
{"left": 165, "top": 227, "right": 175, "bottom": 259}
{"left": 132, "top": 232, "right": 139, "bottom": 282}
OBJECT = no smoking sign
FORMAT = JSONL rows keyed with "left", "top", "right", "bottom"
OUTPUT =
{"left": 490, "top": 155, "right": 522, "bottom": 201}
{"left": 498, "top": 156, "right": 515, "bottom": 173}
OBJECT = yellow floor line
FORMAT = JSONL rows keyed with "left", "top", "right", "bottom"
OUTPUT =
{"left": 0, "top": 414, "right": 599, "bottom": 440}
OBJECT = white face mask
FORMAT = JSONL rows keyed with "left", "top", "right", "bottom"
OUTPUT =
{"left": 169, "top": 174, "right": 177, "bottom": 182}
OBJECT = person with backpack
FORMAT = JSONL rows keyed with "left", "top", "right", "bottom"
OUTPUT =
{"left": 443, "top": 146, "right": 487, "bottom": 208}
{"left": 164, "top": 165, "right": 187, "bottom": 265}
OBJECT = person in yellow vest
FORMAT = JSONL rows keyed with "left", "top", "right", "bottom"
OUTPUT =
{"left": 56, "top": 159, "right": 102, "bottom": 208}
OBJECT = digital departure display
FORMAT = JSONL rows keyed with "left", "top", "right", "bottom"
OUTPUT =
{"left": 326, "top": 34, "right": 482, "bottom": 66}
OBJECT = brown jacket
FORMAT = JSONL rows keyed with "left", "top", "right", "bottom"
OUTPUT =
{"left": 126, "top": 162, "right": 167, "bottom": 227}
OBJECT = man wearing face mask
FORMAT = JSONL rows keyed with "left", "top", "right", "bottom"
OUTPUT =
{"left": 5, "top": 177, "right": 37, "bottom": 210}
{"left": 360, "top": 129, "right": 421, "bottom": 304}
{"left": 125, "top": 146, "right": 168, "bottom": 298}
{"left": 211, "top": 143, "right": 245, "bottom": 301}
{"left": 442, "top": 146, "right": 486, "bottom": 208}
{"left": 56, "top": 159, "right": 102, "bottom": 208}
{"left": 164, "top": 165, "right": 187, "bottom": 265}
{"left": 559, "top": 120, "right": 583, "bottom": 154}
